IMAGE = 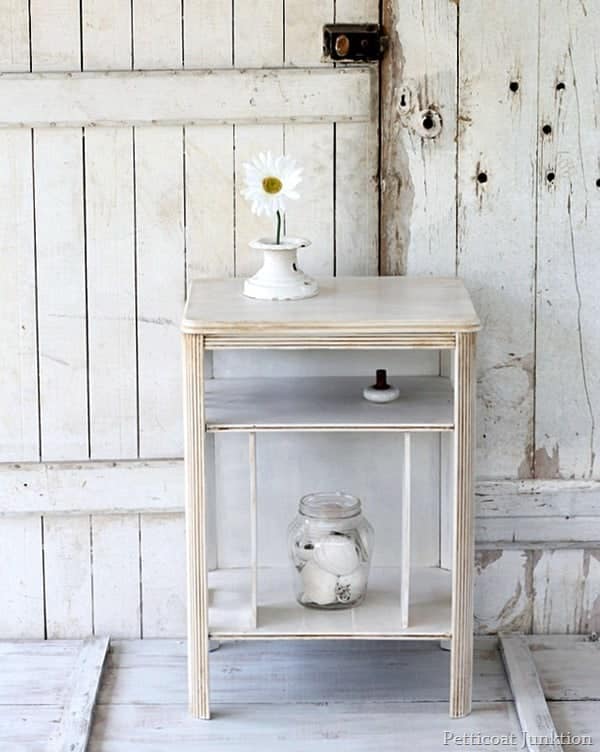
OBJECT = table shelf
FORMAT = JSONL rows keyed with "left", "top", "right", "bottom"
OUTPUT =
{"left": 208, "top": 566, "right": 451, "bottom": 640}
{"left": 205, "top": 376, "right": 453, "bottom": 432}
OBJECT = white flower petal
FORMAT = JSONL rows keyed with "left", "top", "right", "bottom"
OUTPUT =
{"left": 241, "top": 152, "right": 302, "bottom": 218}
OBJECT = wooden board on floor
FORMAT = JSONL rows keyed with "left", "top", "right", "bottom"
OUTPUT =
{"left": 49, "top": 636, "right": 110, "bottom": 752}
{"left": 500, "top": 634, "right": 563, "bottom": 752}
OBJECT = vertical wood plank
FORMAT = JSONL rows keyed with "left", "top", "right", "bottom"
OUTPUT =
{"left": 184, "top": 0, "right": 234, "bottom": 282}
{"left": 234, "top": 0, "right": 283, "bottom": 68}
{"left": 457, "top": 1, "right": 538, "bottom": 479}
{"left": 92, "top": 515, "right": 141, "bottom": 638}
{"left": 284, "top": 0, "right": 332, "bottom": 67}
{"left": 140, "top": 513, "right": 187, "bottom": 638}
{"left": 533, "top": 549, "right": 600, "bottom": 634}
{"left": 234, "top": 0, "right": 284, "bottom": 277}
{"left": 386, "top": 0, "right": 457, "bottom": 276}
{"left": 31, "top": 0, "right": 88, "bottom": 462}
{"left": 0, "top": 2, "right": 38, "bottom": 463}
{"left": 135, "top": 128, "right": 185, "bottom": 457}
{"left": 44, "top": 516, "right": 93, "bottom": 638}
{"left": 284, "top": 1, "right": 335, "bottom": 276}
{"left": 85, "top": 128, "right": 137, "bottom": 459}
{"left": 34, "top": 130, "right": 88, "bottom": 460}
{"left": 0, "top": 0, "right": 29, "bottom": 70}
{"left": 0, "top": 131, "right": 38, "bottom": 461}
{"left": 185, "top": 127, "right": 235, "bottom": 280}
{"left": 133, "top": 1, "right": 185, "bottom": 459}
{"left": 82, "top": 0, "right": 132, "bottom": 68}
{"left": 535, "top": 1, "right": 600, "bottom": 479}
{"left": 334, "top": 0, "right": 378, "bottom": 276}
{"left": 83, "top": 0, "right": 137, "bottom": 460}
{"left": 184, "top": 0, "right": 232, "bottom": 69}
{"left": 183, "top": 334, "right": 209, "bottom": 717}
{"left": 30, "top": 0, "right": 80, "bottom": 70}
{"left": 132, "top": 0, "right": 182, "bottom": 69}
{"left": 0, "top": 517, "right": 44, "bottom": 638}
{"left": 450, "top": 331, "right": 476, "bottom": 718}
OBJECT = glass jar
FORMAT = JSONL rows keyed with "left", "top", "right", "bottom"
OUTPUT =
{"left": 288, "top": 491, "right": 374, "bottom": 609}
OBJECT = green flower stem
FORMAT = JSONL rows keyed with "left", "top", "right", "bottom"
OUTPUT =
{"left": 276, "top": 210, "right": 282, "bottom": 245}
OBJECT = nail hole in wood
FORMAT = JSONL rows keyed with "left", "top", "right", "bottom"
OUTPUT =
{"left": 556, "top": 81, "right": 566, "bottom": 91}
{"left": 547, "top": 171, "right": 556, "bottom": 182}
{"left": 542, "top": 124, "right": 552, "bottom": 135}
{"left": 509, "top": 81, "right": 519, "bottom": 92}
{"left": 422, "top": 114, "right": 434, "bottom": 130}
{"left": 596, "top": 178, "right": 600, "bottom": 188}
{"left": 477, "top": 172, "right": 488, "bottom": 184}
{"left": 400, "top": 93, "right": 407, "bottom": 108}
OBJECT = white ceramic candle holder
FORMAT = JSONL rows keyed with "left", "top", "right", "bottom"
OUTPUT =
{"left": 243, "top": 237, "right": 319, "bottom": 301}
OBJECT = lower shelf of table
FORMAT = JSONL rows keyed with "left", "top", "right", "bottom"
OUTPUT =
{"left": 208, "top": 566, "right": 451, "bottom": 640}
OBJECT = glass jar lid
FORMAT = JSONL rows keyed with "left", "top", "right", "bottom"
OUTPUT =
{"left": 299, "top": 491, "right": 361, "bottom": 520}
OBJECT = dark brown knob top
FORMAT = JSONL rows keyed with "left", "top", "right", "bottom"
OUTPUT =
{"left": 374, "top": 369, "right": 390, "bottom": 390}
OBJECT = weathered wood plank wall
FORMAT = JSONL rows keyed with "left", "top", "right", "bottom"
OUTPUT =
{"left": 1, "top": 0, "right": 600, "bottom": 638}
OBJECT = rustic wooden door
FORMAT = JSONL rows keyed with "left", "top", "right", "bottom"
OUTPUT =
{"left": 0, "top": 0, "right": 389, "bottom": 638}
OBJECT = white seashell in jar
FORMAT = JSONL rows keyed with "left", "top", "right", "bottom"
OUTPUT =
{"left": 300, "top": 560, "right": 338, "bottom": 605}
{"left": 313, "top": 533, "right": 360, "bottom": 576}
{"left": 337, "top": 568, "right": 367, "bottom": 603}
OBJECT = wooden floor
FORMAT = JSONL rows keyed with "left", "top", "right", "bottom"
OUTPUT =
{"left": 1, "top": 637, "right": 599, "bottom": 751}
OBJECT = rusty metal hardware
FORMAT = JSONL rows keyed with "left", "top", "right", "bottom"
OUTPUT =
{"left": 323, "top": 24, "right": 387, "bottom": 62}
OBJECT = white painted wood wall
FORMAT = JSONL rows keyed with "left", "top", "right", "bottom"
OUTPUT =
{"left": 1, "top": 0, "right": 599, "bottom": 639}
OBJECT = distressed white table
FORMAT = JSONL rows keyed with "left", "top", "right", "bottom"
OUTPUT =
{"left": 181, "top": 276, "right": 480, "bottom": 720}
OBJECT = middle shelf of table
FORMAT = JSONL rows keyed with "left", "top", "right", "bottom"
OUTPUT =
{"left": 205, "top": 375, "right": 454, "bottom": 432}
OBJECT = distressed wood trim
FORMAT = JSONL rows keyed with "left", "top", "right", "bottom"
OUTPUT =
{"left": 3, "top": 462, "right": 600, "bottom": 540}
{"left": 0, "top": 459, "right": 184, "bottom": 516}
{"left": 476, "top": 479, "right": 600, "bottom": 544}
{"left": 500, "top": 634, "right": 564, "bottom": 752}
{"left": 49, "top": 636, "right": 110, "bottom": 752}
{"left": 0, "top": 68, "right": 372, "bottom": 128}
{"left": 205, "top": 334, "right": 457, "bottom": 349}
{"left": 477, "top": 479, "right": 600, "bottom": 516}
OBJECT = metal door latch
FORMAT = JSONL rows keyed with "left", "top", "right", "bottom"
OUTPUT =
{"left": 323, "top": 24, "right": 388, "bottom": 62}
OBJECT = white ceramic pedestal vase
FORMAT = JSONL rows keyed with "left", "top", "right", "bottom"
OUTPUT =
{"left": 243, "top": 237, "right": 319, "bottom": 301}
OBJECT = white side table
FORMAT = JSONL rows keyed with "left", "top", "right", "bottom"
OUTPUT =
{"left": 181, "top": 276, "right": 479, "bottom": 719}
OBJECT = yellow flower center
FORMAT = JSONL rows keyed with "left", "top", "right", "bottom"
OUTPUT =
{"left": 262, "top": 176, "right": 283, "bottom": 195}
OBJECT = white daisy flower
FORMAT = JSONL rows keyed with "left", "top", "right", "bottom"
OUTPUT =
{"left": 241, "top": 151, "right": 302, "bottom": 219}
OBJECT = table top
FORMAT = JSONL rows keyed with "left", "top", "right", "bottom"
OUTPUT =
{"left": 181, "top": 276, "right": 480, "bottom": 335}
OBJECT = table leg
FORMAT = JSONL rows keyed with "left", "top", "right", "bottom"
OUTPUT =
{"left": 450, "top": 331, "right": 476, "bottom": 718}
{"left": 183, "top": 333, "right": 210, "bottom": 719}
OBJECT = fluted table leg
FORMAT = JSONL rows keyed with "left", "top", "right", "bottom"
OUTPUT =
{"left": 183, "top": 333, "right": 210, "bottom": 719}
{"left": 450, "top": 331, "right": 476, "bottom": 718}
